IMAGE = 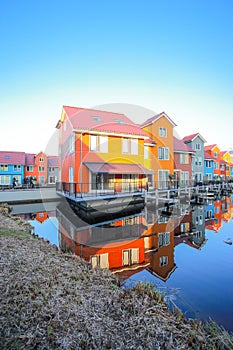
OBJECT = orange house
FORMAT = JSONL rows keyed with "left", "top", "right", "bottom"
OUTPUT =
{"left": 141, "top": 112, "right": 176, "bottom": 189}
{"left": 25, "top": 151, "right": 48, "bottom": 185}
{"left": 143, "top": 212, "right": 176, "bottom": 281}
{"left": 56, "top": 106, "right": 153, "bottom": 194}
{"left": 57, "top": 205, "right": 146, "bottom": 270}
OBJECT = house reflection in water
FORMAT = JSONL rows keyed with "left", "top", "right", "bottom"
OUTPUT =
{"left": 56, "top": 202, "right": 179, "bottom": 281}
{"left": 56, "top": 196, "right": 232, "bottom": 282}
{"left": 205, "top": 196, "right": 233, "bottom": 232}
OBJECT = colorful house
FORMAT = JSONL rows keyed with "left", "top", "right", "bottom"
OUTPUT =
{"left": 25, "top": 152, "right": 59, "bottom": 185}
{"left": 57, "top": 204, "right": 146, "bottom": 270}
{"left": 173, "top": 137, "right": 194, "bottom": 187}
{"left": 220, "top": 151, "right": 231, "bottom": 180}
{"left": 204, "top": 144, "right": 221, "bottom": 180}
{"left": 141, "top": 112, "right": 176, "bottom": 189}
{"left": 56, "top": 106, "right": 153, "bottom": 194}
{"left": 0, "top": 151, "right": 25, "bottom": 187}
{"left": 204, "top": 151, "right": 215, "bottom": 183}
{"left": 183, "top": 133, "right": 206, "bottom": 184}
{"left": 47, "top": 156, "right": 59, "bottom": 184}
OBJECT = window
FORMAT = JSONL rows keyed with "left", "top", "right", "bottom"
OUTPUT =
{"left": 158, "top": 232, "right": 170, "bottom": 247}
{"left": 214, "top": 152, "right": 218, "bottom": 158}
{"left": 69, "top": 166, "right": 74, "bottom": 183}
{"left": 206, "top": 173, "right": 212, "bottom": 180}
{"left": 90, "top": 135, "right": 108, "bottom": 153}
{"left": 206, "top": 210, "right": 213, "bottom": 219}
{"left": 158, "top": 170, "right": 169, "bottom": 189}
{"left": 180, "top": 154, "right": 189, "bottom": 164}
{"left": 159, "top": 127, "right": 167, "bottom": 137}
{"left": 214, "top": 162, "right": 219, "bottom": 169}
{"left": 0, "top": 175, "right": 10, "bottom": 185}
{"left": 26, "top": 166, "right": 34, "bottom": 172}
{"left": 92, "top": 116, "right": 102, "bottom": 121}
{"left": 144, "top": 146, "right": 148, "bottom": 159}
{"left": 158, "top": 147, "right": 169, "bottom": 160}
{"left": 38, "top": 166, "right": 44, "bottom": 172}
{"left": 195, "top": 143, "right": 201, "bottom": 150}
{"left": 69, "top": 134, "right": 75, "bottom": 153}
{"left": 90, "top": 135, "right": 97, "bottom": 151}
{"left": 99, "top": 136, "right": 108, "bottom": 153}
{"left": 38, "top": 176, "right": 45, "bottom": 185}
{"left": 122, "top": 249, "right": 139, "bottom": 266}
{"left": 115, "top": 119, "right": 125, "bottom": 124}
{"left": 0, "top": 164, "right": 8, "bottom": 171}
{"left": 49, "top": 167, "right": 55, "bottom": 172}
{"left": 122, "top": 138, "right": 138, "bottom": 155}
{"left": 206, "top": 160, "right": 212, "bottom": 168}
{"left": 160, "top": 256, "right": 168, "bottom": 267}
{"left": 180, "top": 222, "right": 190, "bottom": 233}
{"left": 13, "top": 165, "right": 21, "bottom": 171}
{"left": 131, "top": 139, "right": 138, "bottom": 155}
{"left": 91, "top": 253, "right": 109, "bottom": 269}
{"left": 39, "top": 157, "right": 44, "bottom": 162}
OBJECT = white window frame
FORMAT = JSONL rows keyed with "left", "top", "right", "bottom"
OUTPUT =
{"left": 99, "top": 135, "right": 108, "bottom": 153}
{"left": 0, "top": 164, "right": 8, "bottom": 171}
{"left": 13, "top": 165, "right": 21, "bottom": 171}
{"left": 158, "top": 232, "right": 170, "bottom": 248}
{"left": 159, "top": 127, "right": 167, "bottom": 137}
{"left": 90, "top": 135, "right": 108, "bottom": 153}
{"left": 131, "top": 139, "right": 138, "bottom": 155}
{"left": 0, "top": 175, "right": 10, "bottom": 185}
{"left": 195, "top": 143, "right": 201, "bottom": 150}
{"left": 180, "top": 153, "right": 189, "bottom": 164}
{"left": 69, "top": 134, "right": 75, "bottom": 154}
{"left": 160, "top": 256, "right": 168, "bottom": 267}
{"left": 158, "top": 147, "right": 169, "bottom": 160}
{"left": 90, "top": 135, "right": 97, "bottom": 152}
{"left": 144, "top": 145, "right": 148, "bottom": 159}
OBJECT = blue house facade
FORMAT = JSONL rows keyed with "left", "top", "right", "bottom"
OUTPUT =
{"left": 0, "top": 151, "right": 25, "bottom": 187}
{"left": 204, "top": 152, "right": 214, "bottom": 183}
{"left": 183, "top": 133, "right": 206, "bottom": 184}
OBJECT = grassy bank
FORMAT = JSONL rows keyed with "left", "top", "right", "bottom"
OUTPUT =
{"left": 0, "top": 205, "right": 233, "bottom": 349}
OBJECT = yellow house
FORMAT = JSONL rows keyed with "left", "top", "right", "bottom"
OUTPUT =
{"left": 220, "top": 151, "right": 231, "bottom": 179}
{"left": 56, "top": 106, "right": 154, "bottom": 194}
{"left": 141, "top": 112, "right": 176, "bottom": 189}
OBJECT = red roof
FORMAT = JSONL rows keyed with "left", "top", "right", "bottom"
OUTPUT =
{"left": 25, "top": 153, "right": 35, "bottom": 165}
{"left": 0, "top": 151, "right": 25, "bottom": 165}
{"left": 60, "top": 106, "right": 148, "bottom": 138}
{"left": 204, "top": 151, "right": 215, "bottom": 160}
{"left": 182, "top": 133, "right": 206, "bottom": 143}
{"left": 173, "top": 137, "right": 194, "bottom": 153}
{"left": 220, "top": 151, "right": 228, "bottom": 156}
{"left": 140, "top": 112, "right": 177, "bottom": 128}
{"left": 204, "top": 144, "right": 218, "bottom": 151}
{"left": 84, "top": 162, "right": 154, "bottom": 174}
{"left": 48, "top": 156, "right": 59, "bottom": 167}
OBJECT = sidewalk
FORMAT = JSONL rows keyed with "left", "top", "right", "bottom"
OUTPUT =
{"left": 0, "top": 187, "right": 60, "bottom": 204}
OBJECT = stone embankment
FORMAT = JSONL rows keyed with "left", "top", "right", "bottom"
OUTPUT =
{"left": 0, "top": 204, "right": 233, "bottom": 349}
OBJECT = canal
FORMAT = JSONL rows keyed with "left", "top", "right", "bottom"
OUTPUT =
{"left": 11, "top": 195, "right": 233, "bottom": 332}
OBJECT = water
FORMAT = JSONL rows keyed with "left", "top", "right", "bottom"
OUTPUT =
{"left": 11, "top": 196, "right": 233, "bottom": 331}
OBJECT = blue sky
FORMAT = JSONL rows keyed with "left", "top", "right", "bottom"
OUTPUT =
{"left": 1, "top": 0, "right": 233, "bottom": 153}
